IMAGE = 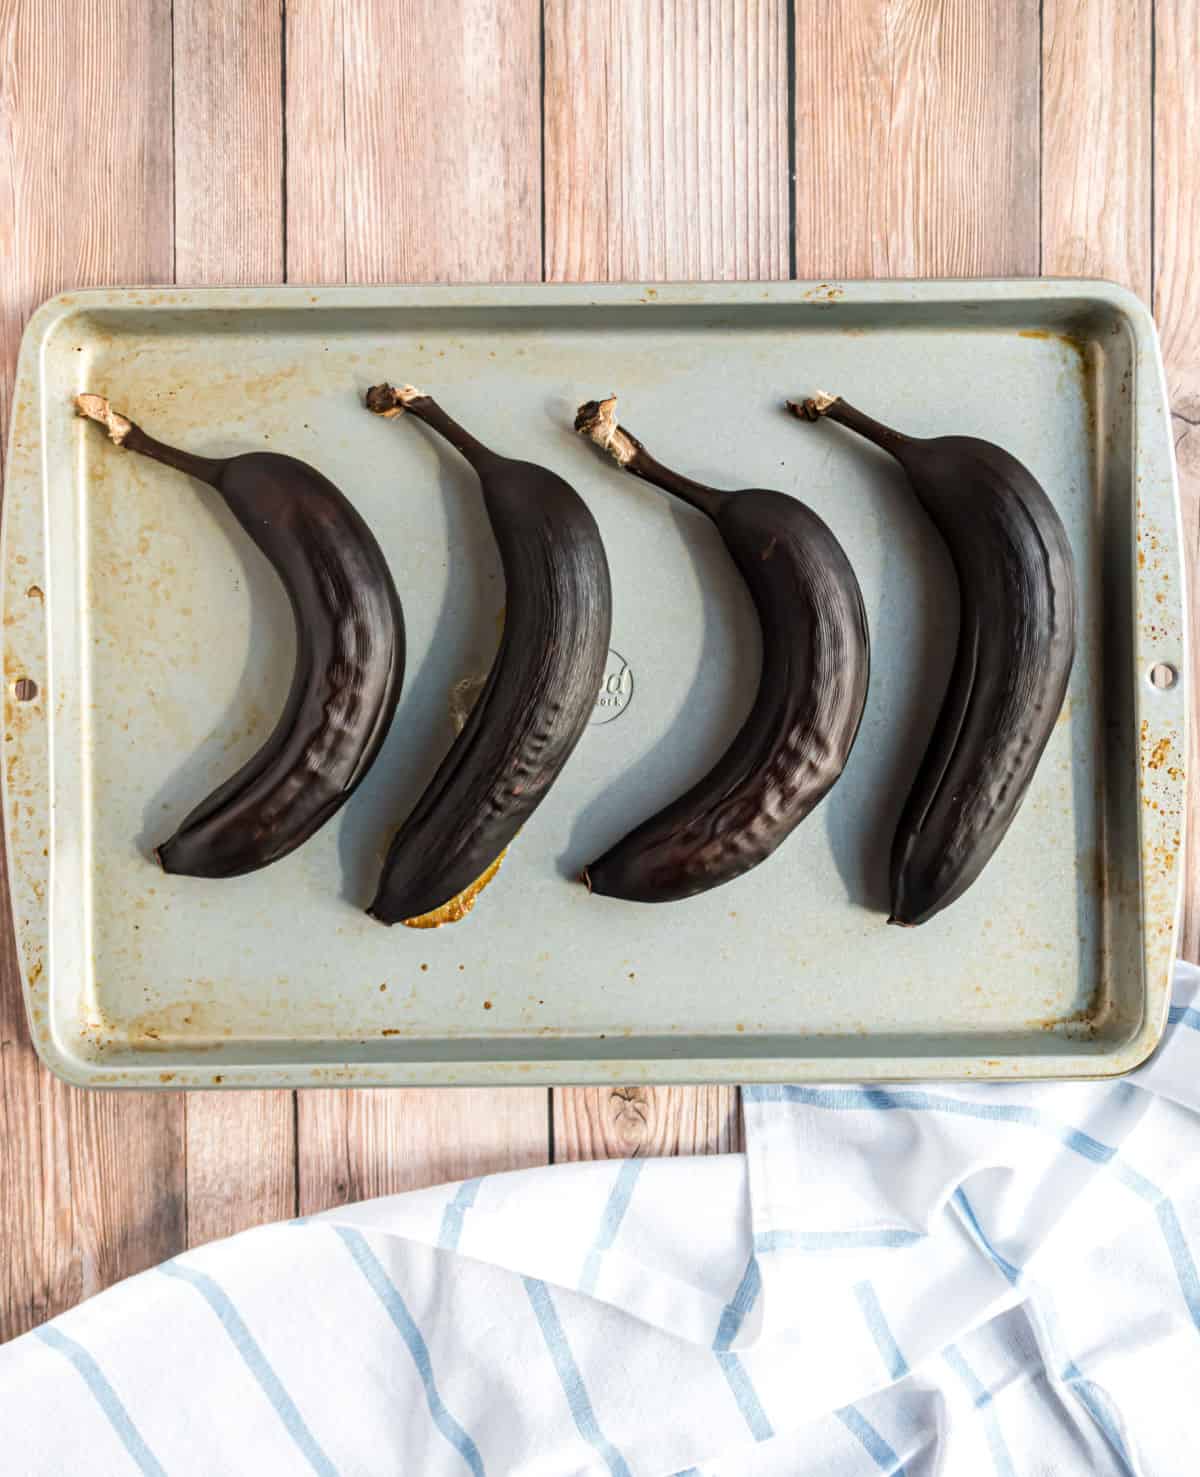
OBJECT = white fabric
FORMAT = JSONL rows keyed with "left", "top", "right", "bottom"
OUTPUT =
{"left": 6, "top": 965, "right": 1200, "bottom": 1475}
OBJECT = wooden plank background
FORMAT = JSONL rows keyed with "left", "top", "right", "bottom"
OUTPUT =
{"left": 0, "top": 0, "right": 1195, "bottom": 1338}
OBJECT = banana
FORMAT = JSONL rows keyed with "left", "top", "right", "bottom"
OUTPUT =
{"left": 75, "top": 394, "right": 405, "bottom": 878}
{"left": 574, "top": 395, "right": 869, "bottom": 903}
{"left": 365, "top": 384, "right": 612, "bottom": 926}
{"left": 791, "top": 393, "right": 1077, "bottom": 926}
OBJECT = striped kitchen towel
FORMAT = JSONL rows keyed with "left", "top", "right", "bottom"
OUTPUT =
{"left": 5, "top": 962, "right": 1200, "bottom": 1474}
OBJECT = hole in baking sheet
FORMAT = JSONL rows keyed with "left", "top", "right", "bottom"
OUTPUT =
{"left": 1149, "top": 663, "right": 1178, "bottom": 691}
{"left": 11, "top": 677, "right": 37, "bottom": 703}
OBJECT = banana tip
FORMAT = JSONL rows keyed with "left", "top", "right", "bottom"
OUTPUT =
{"left": 886, "top": 915, "right": 914, "bottom": 928}
{"left": 579, "top": 867, "right": 593, "bottom": 893}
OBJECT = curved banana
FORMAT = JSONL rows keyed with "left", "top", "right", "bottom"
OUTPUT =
{"left": 365, "top": 384, "right": 612, "bottom": 927}
{"left": 575, "top": 395, "right": 869, "bottom": 903}
{"left": 75, "top": 394, "right": 405, "bottom": 878}
{"left": 792, "top": 393, "right": 1077, "bottom": 926}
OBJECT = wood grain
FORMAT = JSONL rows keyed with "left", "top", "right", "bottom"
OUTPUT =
{"left": 298, "top": 1089, "right": 551, "bottom": 1209}
{"left": 0, "top": 1016, "right": 74, "bottom": 1341}
{"left": 0, "top": 0, "right": 172, "bottom": 455}
{"left": 793, "top": 0, "right": 1041, "bottom": 277}
{"left": 1041, "top": 0, "right": 1151, "bottom": 296}
{"left": 0, "top": 0, "right": 181, "bottom": 1341}
{"left": 185, "top": 1092, "right": 296, "bottom": 1246}
{"left": 543, "top": 0, "right": 788, "bottom": 1159}
{"left": 173, "top": 0, "right": 284, "bottom": 284}
{"left": 283, "top": 0, "right": 345, "bottom": 283}
{"left": 171, "top": 0, "right": 296, "bottom": 1246}
{"left": 286, "top": 0, "right": 551, "bottom": 1206}
{"left": 1154, "top": 1, "right": 1200, "bottom": 959}
{"left": 545, "top": 0, "right": 789, "bottom": 281}
{"left": 289, "top": 0, "right": 541, "bottom": 283}
{"left": 552, "top": 1085, "right": 742, "bottom": 1161}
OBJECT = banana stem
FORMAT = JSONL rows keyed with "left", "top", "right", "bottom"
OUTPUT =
{"left": 75, "top": 394, "right": 226, "bottom": 485}
{"left": 574, "top": 396, "right": 724, "bottom": 518}
{"left": 366, "top": 383, "right": 493, "bottom": 469}
{"left": 75, "top": 393, "right": 132, "bottom": 444}
{"left": 788, "top": 393, "right": 912, "bottom": 455}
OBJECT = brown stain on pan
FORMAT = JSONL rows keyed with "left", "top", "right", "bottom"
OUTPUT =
{"left": 123, "top": 994, "right": 228, "bottom": 1050}
{"left": 1034, "top": 1000, "right": 1101, "bottom": 1037}
{"left": 803, "top": 283, "right": 845, "bottom": 305}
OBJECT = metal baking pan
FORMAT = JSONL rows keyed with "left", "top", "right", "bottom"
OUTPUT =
{"left": 1, "top": 281, "right": 1185, "bottom": 1088}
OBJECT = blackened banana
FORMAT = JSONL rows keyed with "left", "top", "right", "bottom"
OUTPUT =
{"left": 75, "top": 394, "right": 405, "bottom": 878}
{"left": 791, "top": 393, "right": 1076, "bottom": 926}
{"left": 365, "top": 384, "right": 612, "bottom": 927}
{"left": 575, "top": 395, "right": 869, "bottom": 903}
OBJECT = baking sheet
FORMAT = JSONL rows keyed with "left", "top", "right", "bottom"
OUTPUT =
{"left": 1, "top": 281, "right": 1186, "bottom": 1086}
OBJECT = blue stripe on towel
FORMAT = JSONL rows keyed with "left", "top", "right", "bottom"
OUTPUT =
{"left": 943, "top": 1344, "right": 1016, "bottom": 1477}
{"left": 714, "top": 1257, "right": 761, "bottom": 1351}
{"left": 837, "top": 1404, "right": 908, "bottom": 1474}
{"left": 953, "top": 1187, "right": 1022, "bottom": 1285}
{"left": 854, "top": 1280, "right": 910, "bottom": 1379}
{"left": 580, "top": 1160, "right": 644, "bottom": 1294}
{"left": 523, "top": 1277, "right": 633, "bottom": 1477}
{"left": 743, "top": 1086, "right": 1117, "bottom": 1165}
{"left": 715, "top": 1351, "right": 774, "bottom": 1441}
{"left": 1071, "top": 1377, "right": 1139, "bottom": 1476}
{"left": 336, "top": 1228, "right": 484, "bottom": 1475}
{"left": 36, "top": 1325, "right": 168, "bottom": 1477}
{"left": 438, "top": 1178, "right": 483, "bottom": 1252}
{"left": 756, "top": 1228, "right": 923, "bottom": 1253}
{"left": 158, "top": 1261, "right": 337, "bottom": 1476}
